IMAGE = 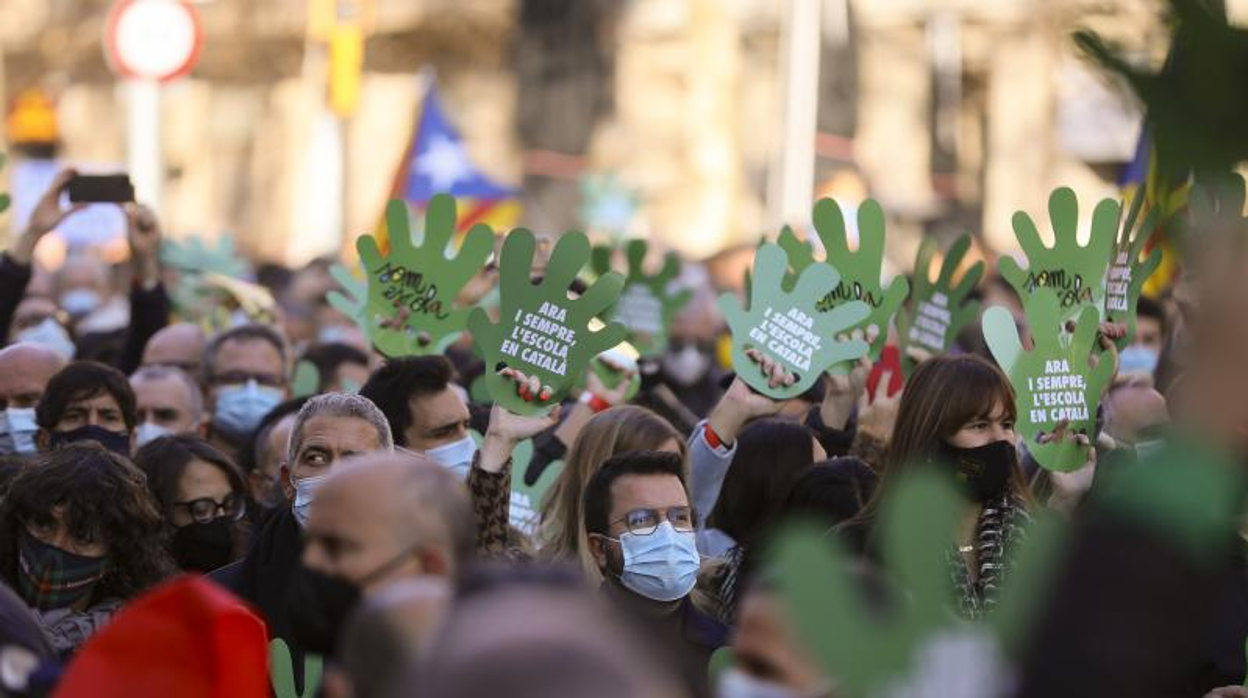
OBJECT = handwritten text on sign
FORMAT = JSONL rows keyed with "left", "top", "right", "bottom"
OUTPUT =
{"left": 907, "top": 291, "right": 952, "bottom": 352}
{"left": 500, "top": 302, "right": 577, "bottom": 376}
{"left": 1024, "top": 269, "right": 1093, "bottom": 309}
{"left": 1026, "top": 359, "right": 1089, "bottom": 424}
{"left": 747, "top": 307, "right": 821, "bottom": 373}
{"left": 1105, "top": 251, "right": 1130, "bottom": 313}
{"left": 616, "top": 284, "right": 663, "bottom": 335}
{"left": 376, "top": 262, "right": 449, "bottom": 319}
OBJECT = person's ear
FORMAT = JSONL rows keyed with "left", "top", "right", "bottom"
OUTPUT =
{"left": 280, "top": 463, "right": 295, "bottom": 502}
{"left": 588, "top": 533, "right": 608, "bottom": 570}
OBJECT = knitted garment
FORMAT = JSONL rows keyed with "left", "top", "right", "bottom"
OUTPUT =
{"left": 948, "top": 494, "right": 1031, "bottom": 621}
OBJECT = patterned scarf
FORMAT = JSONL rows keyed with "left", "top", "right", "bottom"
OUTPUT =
{"left": 17, "top": 530, "right": 109, "bottom": 611}
{"left": 947, "top": 494, "right": 1030, "bottom": 621}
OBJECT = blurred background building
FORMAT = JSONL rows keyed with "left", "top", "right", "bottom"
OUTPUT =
{"left": 0, "top": 0, "right": 1187, "bottom": 275}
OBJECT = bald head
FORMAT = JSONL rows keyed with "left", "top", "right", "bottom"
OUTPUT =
{"left": 0, "top": 343, "right": 68, "bottom": 410}
{"left": 339, "top": 578, "right": 451, "bottom": 698}
{"left": 141, "top": 323, "right": 207, "bottom": 375}
{"left": 302, "top": 451, "right": 475, "bottom": 592}
{"left": 1105, "top": 384, "right": 1170, "bottom": 446}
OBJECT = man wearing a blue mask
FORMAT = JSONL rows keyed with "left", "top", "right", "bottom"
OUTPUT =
{"left": 0, "top": 343, "right": 67, "bottom": 456}
{"left": 200, "top": 324, "right": 290, "bottom": 462}
{"left": 584, "top": 450, "right": 728, "bottom": 698}
{"left": 34, "top": 361, "right": 137, "bottom": 456}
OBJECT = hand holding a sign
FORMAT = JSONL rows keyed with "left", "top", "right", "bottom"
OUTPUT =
{"left": 1103, "top": 192, "right": 1162, "bottom": 350}
{"left": 125, "top": 203, "right": 163, "bottom": 288}
{"left": 479, "top": 369, "right": 564, "bottom": 473}
{"left": 998, "top": 188, "right": 1119, "bottom": 324}
{"left": 469, "top": 229, "right": 627, "bottom": 416}
{"left": 1040, "top": 420, "right": 1097, "bottom": 515}
{"left": 356, "top": 195, "right": 494, "bottom": 357}
{"left": 719, "top": 243, "right": 870, "bottom": 400}
{"left": 984, "top": 298, "right": 1115, "bottom": 472}
{"left": 13, "top": 168, "right": 84, "bottom": 265}
{"left": 898, "top": 234, "right": 985, "bottom": 375}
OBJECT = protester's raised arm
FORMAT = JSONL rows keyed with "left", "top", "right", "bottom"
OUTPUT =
{"left": 9, "top": 169, "right": 83, "bottom": 266}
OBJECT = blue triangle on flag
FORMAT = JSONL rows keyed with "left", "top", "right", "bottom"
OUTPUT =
{"left": 400, "top": 84, "right": 518, "bottom": 202}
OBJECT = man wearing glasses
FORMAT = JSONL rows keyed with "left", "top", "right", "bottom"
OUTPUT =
{"left": 584, "top": 450, "right": 729, "bottom": 698}
{"left": 199, "top": 324, "right": 290, "bottom": 461}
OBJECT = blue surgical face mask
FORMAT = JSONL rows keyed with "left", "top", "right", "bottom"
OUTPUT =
{"left": 422, "top": 435, "right": 477, "bottom": 480}
{"left": 607, "top": 521, "right": 701, "bottom": 602}
{"left": 1119, "top": 345, "right": 1159, "bottom": 376}
{"left": 59, "top": 289, "right": 101, "bottom": 318}
{"left": 135, "top": 421, "right": 173, "bottom": 447}
{"left": 292, "top": 472, "right": 330, "bottom": 528}
{"left": 213, "top": 380, "right": 284, "bottom": 440}
{"left": 17, "top": 318, "right": 76, "bottom": 360}
{"left": 317, "top": 325, "right": 351, "bottom": 344}
{"left": 717, "top": 668, "right": 803, "bottom": 698}
{"left": 0, "top": 407, "right": 39, "bottom": 456}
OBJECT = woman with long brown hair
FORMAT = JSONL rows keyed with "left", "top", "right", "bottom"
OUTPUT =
{"left": 839, "top": 354, "right": 1093, "bottom": 619}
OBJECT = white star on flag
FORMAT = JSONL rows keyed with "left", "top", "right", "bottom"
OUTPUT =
{"left": 415, "top": 135, "right": 473, "bottom": 191}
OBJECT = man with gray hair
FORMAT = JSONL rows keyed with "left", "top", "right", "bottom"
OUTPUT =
{"left": 210, "top": 392, "right": 394, "bottom": 697}
{"left": 129, "top": 364, "right": 204, "bottom": 447}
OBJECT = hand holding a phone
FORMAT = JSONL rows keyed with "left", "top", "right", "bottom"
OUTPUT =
{"left": 125, "top": 203, "right": 162, "bottom": 288}
{"left": 11, "top": 169, "right": 85, "bottom": 265}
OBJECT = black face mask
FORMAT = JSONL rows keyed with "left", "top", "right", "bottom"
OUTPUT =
{"left": 171, "top": 518, "right": 235, "bottom": 573}
{"left": 938, "top": 440, "right": 1016, "bottom": 504}
{"left": 285, "top": 564, "right": 362, "bottom": 657}
{"left": 49, "top": 425, "right": 131, "bottom": 456}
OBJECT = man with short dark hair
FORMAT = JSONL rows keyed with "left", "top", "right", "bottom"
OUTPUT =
{"left": 129, "top": 364, "right": 204, "bottom": 446}
{"left": 200, "top": 324, "right": 290, "bottom": 459}
{"left": 359, "top": 356, "right": 481, "bottom": 477}
{"left": 35, "top": 361, "right": 137, "bottom": 455}
{"left": 584, "top": 450, "right": 727, "bottom": 698}
{"left": 299, "top": 342, "right": 371, "bottom": 394}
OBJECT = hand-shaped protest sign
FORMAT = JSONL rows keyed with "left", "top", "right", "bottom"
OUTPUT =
{"left": 1103, "top": 191, "right": 1162, "bottom": 350}
{"left": 270, "top": 638, "right": 322, "bottom": 698}
{"left": 608, "top": 239, "right": 692, "bottom": 356}
{"left": 897, "top": 234, "right": 984, "bottom": 375}
{"left": 327, "top": 262, "right": 370, "bottom": 341}
{"left": 468, "top": 229, "right": 627, "bottom": 416}
{"left": 719, "top": 243, "right": 870, "bottom": 400}
{"left": 999, "top": 187, "right": 1118, "bottom": 326}
{"left": 984, "top": 298, "right": 1115, "bottom": 472}
{"left": 780, "top": 200, "right": 910, "bottom": 361}
{"left": 770, "top": 471, "right": 1064, "bottom": 698}
{"left": 355, "top": 196, "right": 493, "bottom": 357}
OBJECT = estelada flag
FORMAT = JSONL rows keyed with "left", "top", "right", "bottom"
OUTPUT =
{"left": 381, "top": 78, "right": 522, "bottom": 252}
{"left": 1118, "top": 128, "right": 1189, "bottom": 299}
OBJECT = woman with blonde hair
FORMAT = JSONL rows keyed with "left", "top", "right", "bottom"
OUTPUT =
{"left": 540, "top": 405, "right": 686, "bottom": 581}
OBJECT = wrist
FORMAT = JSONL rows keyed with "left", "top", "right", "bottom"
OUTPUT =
{"left": 579, "top": 391, "right": 611, "bottom": 413}
{"left": 478, "top": 431, "right": 515, "bottom": 474}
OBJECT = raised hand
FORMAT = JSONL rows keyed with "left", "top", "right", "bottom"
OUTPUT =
{"left": 126, "top": 203, "right": 163, "bottom": 287}
{"left": 609, "top": 239, "right": 692, "bottom": 356}
{"left": 897, "top": 234, "right": 984, "bottom": 375}
{"left": 719, "top": 243, "right": 870, "bottom": 400}
{"left": 800, "top": 199, "right": 910, "bottom": 360}
{"left": 468, "top": 228, "right": 627, "bottom": 416}
{"left": 1103, "top": 191, "right": 1162, "bottom": 351}
{"left": 12, "top": 168, "right": 83, "bottom": 265}
{"left": 984, "top": 296, "right": 1115, "bottom": 472}
{"left": 356, "top": 195, "right": 494, "bottom": 357}
{"left": 998, "top": 187, "right": 1118, "bottom": 326}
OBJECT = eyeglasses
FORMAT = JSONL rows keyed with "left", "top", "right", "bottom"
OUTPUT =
{"left": 611, "top": 506, "right": 696, "bottom": 536}
{"left": 172, "top": 494, "right": 246, "bottom": 524}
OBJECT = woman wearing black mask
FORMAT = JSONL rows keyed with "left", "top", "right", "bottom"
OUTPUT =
{"left": 0, "top": 443, "right": 173, "bottom": 655}
{"left": 133, "top": 434, "right": 249, "bottom": 574}
{"left": 838, "top": 354, "right": 1094, "bottom": 620}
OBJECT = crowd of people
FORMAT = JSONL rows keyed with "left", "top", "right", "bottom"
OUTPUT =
{"left": 0, "top": 165, "right": 1247, "bottom": 698}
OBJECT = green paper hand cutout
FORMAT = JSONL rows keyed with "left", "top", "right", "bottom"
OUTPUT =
{"left": 610, "top": 239, "right": 692, "bottom": 356}
{"left": 356, "top": 196, "right": 494, "bottom": 357}
{"left": 1103, "top": 192, "right": 1162, "bottom": 350}
{"left": 590, "top": 242, "right": 615, "bottom": 280}
{"left": 998, "top": 187, "right": 1118, "bottom": 326}
{"left": 719, "top": 243, "right": 870, "bottom": 399}
{"left": 897, "top": 234, "right": 984, "bottom": 375}
{"left": 327, "top": 262, "right": 370, "bottom": 342}
{"left": 780, "top": 200, "right": 910, "bottom": 360}
{"left": 770, "top": 470, "right": 1064, "bottom": 698}
{"left": 269, "top": 639, "right": 323, "bottom": 698}
{"left": 161, "top": 235, "right": 249, "bottom": 278}
{"left": 984, "top": 299, "right": 1115, "bottom": 472}
{"left": 468, "top": 229, "right": 628, "bottom": 416}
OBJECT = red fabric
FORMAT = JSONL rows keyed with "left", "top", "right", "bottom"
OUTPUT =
{"left": 703, "top": 422, "right": 724, "bottom": 450}
{"left": 54, "top": 575, "right": 269, "bottom": 698}
{"left": 865, "top": 345, "right": 904, "bottom": 402}
{"left": 588, "top": 395, "right": 611, "bottom": 413}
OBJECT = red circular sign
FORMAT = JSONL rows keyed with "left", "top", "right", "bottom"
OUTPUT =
{"left": 104, "top": 0, "right": 203, "bottom": 82}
